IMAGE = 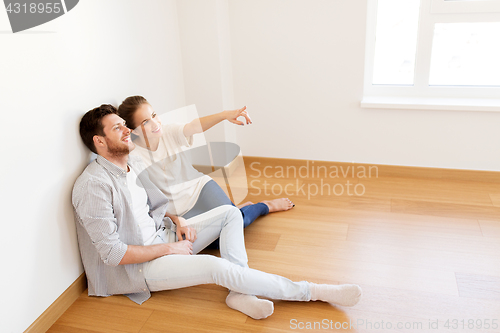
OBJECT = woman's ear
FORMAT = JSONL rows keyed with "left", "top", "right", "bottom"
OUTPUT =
{"left": 131, "top": 128, "right": 140, "bottom": 136}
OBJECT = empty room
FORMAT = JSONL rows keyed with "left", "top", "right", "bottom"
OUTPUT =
{"left": 2, "top": 0, "right": 500, "bottom": 332}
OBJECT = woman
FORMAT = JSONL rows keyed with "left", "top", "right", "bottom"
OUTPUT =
{"left": 118, "top": 96, "right": 294, "bottom": 229}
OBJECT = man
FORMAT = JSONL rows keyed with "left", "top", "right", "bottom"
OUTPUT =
{"left": 72, "top": 104, "right": 362, "bottom": 320}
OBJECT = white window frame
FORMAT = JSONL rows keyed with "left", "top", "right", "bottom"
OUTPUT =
{"left": 431, "top": 0, "right": 500, "bottom": 14}
{"left": 362, "top": 0, "right": 500, "bottom": 111}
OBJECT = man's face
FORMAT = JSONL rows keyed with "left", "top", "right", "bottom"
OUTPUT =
{"left": 99, "top": 114, "right": 134, "bottom": 156}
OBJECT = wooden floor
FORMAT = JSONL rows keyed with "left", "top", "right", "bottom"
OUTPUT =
{"left": 48, "top": 157, "right": 500, "bottom": 333}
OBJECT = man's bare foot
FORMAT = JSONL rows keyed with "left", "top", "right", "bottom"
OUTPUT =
{"left": 261, "top": 198, "right": 295, "bottom": 213}
{"left": 237, "top": 201, "right": 254, "bottom": 209}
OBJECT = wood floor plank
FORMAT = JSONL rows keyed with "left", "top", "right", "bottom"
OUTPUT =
{"left": 48, "top": 296, "right": 153, "bottom": 333}
{"left": 346, "top": 223, "right": 500, "bottom": 257}
{"left": 361, "top": 177, "right": 495, "bottom": 206}
{"left": 274, "top": 236, "right": 500, "bottom": 278}
{"left": 456, "top": 273, "right": 500, "bottom": 301}
{"left": 138, "top": 306, "right": 247, "bottom": 333}
{"left": 245, "top": 214, "right": 349, "bottom": 244}
{"left": 342, "top": 283, "right": 500, "bottom": 333}
{"left": 246, "top": 249, "right": 459, "bottom": 297}
{"left": 284, "top": 204, "right": 484, "bottom": 239}
{"left": 47, "top": 324, "right": 103, "bottom": 333}
{"left": 285, "top": 203, "right": 475, "bottom": 223}
{"left": 287, "top": 195, "right": 393, "bottom": 213}
{"left": 244, "top": 229, "right": 281, "bottom": 251}
{"left": 490, "top": 193, "right": 500, "bottom": 207}
{"left": 479, "top": 219, "right": 500, "bottom": 238}
{"left": 391, "top": 198, "right": 500, "bottom": 220}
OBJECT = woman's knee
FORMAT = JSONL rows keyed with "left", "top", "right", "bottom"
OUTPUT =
{"left": 225, "top": 205, "right": 243, "bottom": 222}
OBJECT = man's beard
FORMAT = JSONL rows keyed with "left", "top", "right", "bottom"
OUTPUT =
{"left": 105, "top": 137, "right": 133, "bottom": 157}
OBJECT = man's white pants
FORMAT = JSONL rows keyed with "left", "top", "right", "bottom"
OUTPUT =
{"left": 144, "top": 205, "right": 310, "bottom": 301}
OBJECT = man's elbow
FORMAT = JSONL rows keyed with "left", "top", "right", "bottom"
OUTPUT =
{"left": 100, "top": 244, "right": 128, "bottom": 267}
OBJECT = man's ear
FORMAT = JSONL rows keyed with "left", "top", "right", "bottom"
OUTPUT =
{"left": 93, "top": 135, "right": 106, "bottom": 150}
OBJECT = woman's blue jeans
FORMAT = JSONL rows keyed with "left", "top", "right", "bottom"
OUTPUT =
{"left": 182, "top": 180, "right": 269, "bottom": 249}
{"left": 183, "top": 180, "right": 269, "bottom": 228}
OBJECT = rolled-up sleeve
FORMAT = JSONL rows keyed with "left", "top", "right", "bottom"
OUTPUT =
{"left": 73, "top": 180, "right": 128, "bottom": 267}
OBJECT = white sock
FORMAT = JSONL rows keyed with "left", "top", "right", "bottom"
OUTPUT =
{"left": 225, "top": 291, "right": 274, "bottom": 319}
{"left": 309, "top": 283, "right": 362, "bottom": 307}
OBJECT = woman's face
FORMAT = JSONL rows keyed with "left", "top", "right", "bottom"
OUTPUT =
{"left": 131, "top": 103, "right": 163, "bottom": 140}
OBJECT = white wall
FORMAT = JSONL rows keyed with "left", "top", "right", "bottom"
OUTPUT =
{"left": 3, "top": 0, "right": 500, "bottom": 331}
{"left": 0, "top": 1, "right": 185, "bottom": 332}
{"left": 176, "top": 0, "right": 237, "bottom": 145}
{"left": 228, "top": 0, "right": 500, "bottom": 171}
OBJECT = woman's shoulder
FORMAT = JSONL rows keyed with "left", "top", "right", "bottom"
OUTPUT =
{"left": 161, "top": 122, "right": 186, "bottom": 142}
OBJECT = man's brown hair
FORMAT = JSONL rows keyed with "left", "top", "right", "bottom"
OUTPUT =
{"left": 79, "top": 104, "right": 118, "bottom": 154}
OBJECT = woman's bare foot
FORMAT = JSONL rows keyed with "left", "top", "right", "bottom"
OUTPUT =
{"left": 237, "top": 201, "right": 254, "bottom": 209}
{"left": 261, "top": 198, "right": 295, "bottom": 213}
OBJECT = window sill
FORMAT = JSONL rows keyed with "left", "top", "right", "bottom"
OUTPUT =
{"left": 360, "top": 97, "right": 500, "bottom": 112}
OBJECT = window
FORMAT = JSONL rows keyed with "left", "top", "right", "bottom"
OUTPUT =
{"left": 362, "top": 0, "right": 500, "bottom": 111}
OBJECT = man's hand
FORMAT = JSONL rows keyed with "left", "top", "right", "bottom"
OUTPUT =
{"left": 176, "top": 225, "right": 197, "bottom": 243}
{"left": 165, "top": 213, "right": 197, "bottom": 242}
{"left": 224, "top": 106, "right": 252, "bottom": 126}
{"left": 166, "top": 240, "right": 193, "bottom": 255}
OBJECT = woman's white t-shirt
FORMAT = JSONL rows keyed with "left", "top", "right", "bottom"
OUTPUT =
{"left": 130, "top": 123, "right": 211, "bottom": 216}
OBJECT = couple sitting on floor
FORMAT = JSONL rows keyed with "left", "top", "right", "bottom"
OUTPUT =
{"left": 72, "top": 96, "right": 362, "bottom": 320}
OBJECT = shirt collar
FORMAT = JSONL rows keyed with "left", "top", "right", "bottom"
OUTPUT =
{"left": 95, "top": 155, "right": 128, "bottom": 178}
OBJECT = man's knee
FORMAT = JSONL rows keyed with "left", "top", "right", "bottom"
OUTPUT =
{"left": 204, "top": 255, "right": 231, "bottom": 275}
{"left": 206, "top": 256, "right": 245, "bottom": 284}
